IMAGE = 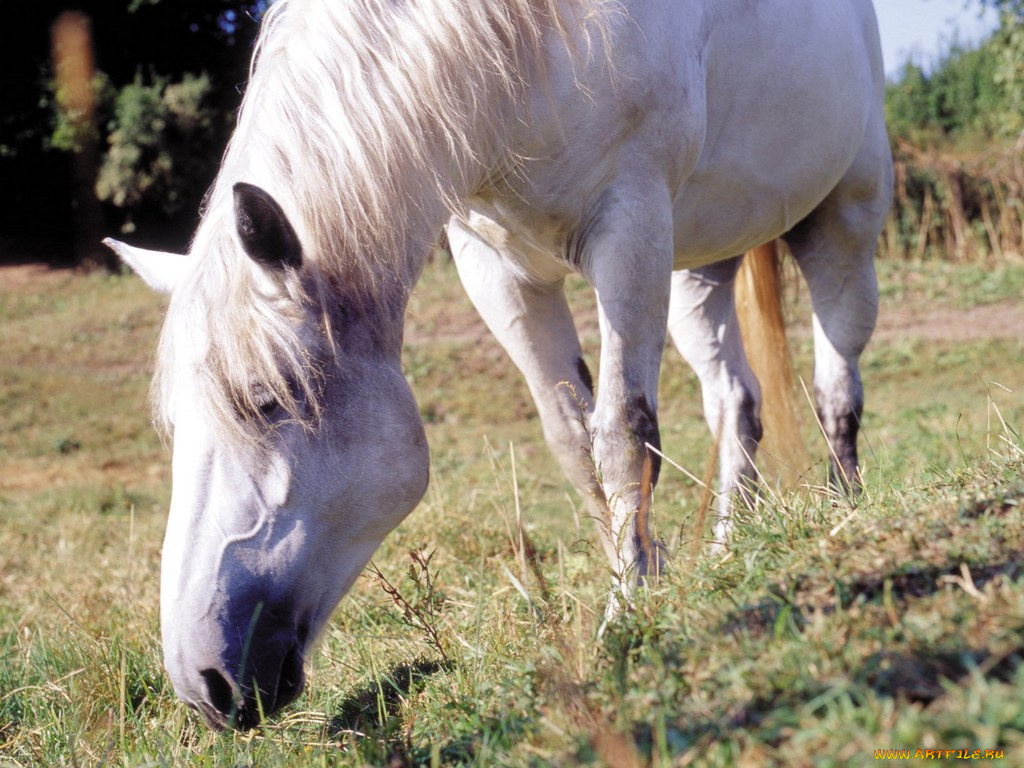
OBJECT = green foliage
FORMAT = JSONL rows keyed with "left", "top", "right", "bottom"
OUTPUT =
{"left": 979, "top": 0, "right": 1024, "bottom": 15}
{"left": 883, "top": 8, "right": 1024, "bottom": 263}
{"left": 886, "top": 62, "right": 934, "bottom": 145}
{"left": 885, "top": 12, "right": 1024, "bottom": 142}
{"left": 96, "top": 72, "right": 220, "bottom": 226}
{"left": 991, "top": 13, "right": 1024, "bottom": 137}
{"left": 48, "top": 73, "right": 113, "bottom": 154}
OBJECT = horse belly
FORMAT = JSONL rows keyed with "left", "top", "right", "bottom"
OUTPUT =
{"left": 668, "top": 0, "right": 880, "bottom": 269}
{"left": 474, "top": 0, "right": 882, "bottom": 274}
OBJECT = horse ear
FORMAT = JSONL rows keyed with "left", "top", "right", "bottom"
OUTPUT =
{"left": 104, "top": 238, "right": 188, "bottom": 295}
{"left": 233, "top": 182, "right": 302, "bottom": 272}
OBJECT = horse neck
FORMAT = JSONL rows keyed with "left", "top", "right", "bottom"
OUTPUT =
{"left": 209, "top": 0, "right": 549, "bottom": 322}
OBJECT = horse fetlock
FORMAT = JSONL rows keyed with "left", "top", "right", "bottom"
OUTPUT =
{"left": 601, "top": 490, "right": 661, "bottom": 577}
{"left": 826, "top": 409, "right": 862, "bottom": 492}
{"left": 814, "top": 385, "right": 864, "bottom": 492}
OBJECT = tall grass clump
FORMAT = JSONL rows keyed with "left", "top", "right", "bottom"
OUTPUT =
{"left": 882, "top": 139, "right": 1024, "bottom": 263}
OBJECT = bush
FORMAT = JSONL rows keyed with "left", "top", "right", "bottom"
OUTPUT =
{"left": 96, "top": 72, "right": 221, "bottom": 231}
{"left": 885, "top": 12, "right": 1024, "bottom": 143}
{"left": 882, "top": 144, "right": 1024, "bottom": 262}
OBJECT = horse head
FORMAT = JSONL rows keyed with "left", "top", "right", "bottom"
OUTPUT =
{"left": 108, "top": 183, "right": 429, "bottom": 729}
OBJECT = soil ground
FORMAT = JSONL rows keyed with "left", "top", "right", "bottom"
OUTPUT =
{"left": 6, "top": 260, "right": 1024, "bottom": 346}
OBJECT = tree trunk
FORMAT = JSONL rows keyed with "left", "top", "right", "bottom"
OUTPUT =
{"left": 52, "top": 11, "right": 115, "bottom": 272}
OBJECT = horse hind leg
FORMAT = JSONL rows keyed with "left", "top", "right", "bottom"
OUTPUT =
{"left": 668, "top": 258, "right": 762, "bottom": 547}
{"left": 784, "top": 185, "right": 887, "bottom": 490}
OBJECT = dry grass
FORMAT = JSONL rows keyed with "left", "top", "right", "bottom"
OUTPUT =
{"left": 2, "top": 257, "right": 1024, "bottom": 765}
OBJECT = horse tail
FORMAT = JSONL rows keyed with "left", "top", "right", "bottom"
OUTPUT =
{"left": 735, "top": 241, "right": 808, "bottom": 482}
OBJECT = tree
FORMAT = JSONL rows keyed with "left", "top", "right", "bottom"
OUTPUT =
{"left": 0, "top": 1, "right": 266, "bottom": 264}
{"left": 977, "top": 0, "right": 1024, "bottom": 15}
{"left": 885, "top": 7, "right": 1023, "bottom": 143}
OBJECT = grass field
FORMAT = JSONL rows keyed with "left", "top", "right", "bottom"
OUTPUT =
{"left": 2, "top": 256, "right": 1024, "bottom": 766}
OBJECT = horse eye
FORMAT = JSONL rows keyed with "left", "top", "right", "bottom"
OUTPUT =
{"left": 257, "top": 396, "right": 280, "bottom": 416}
{"left": 252, "top": 389, "right": 281, "bottom": 418}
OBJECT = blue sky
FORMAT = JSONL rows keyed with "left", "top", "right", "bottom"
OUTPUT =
{"left": 875, "top": 0, "right": 1001, "bottom": 74}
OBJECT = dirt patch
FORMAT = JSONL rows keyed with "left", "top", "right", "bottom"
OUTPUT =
{"left": 405, "top": 284, "right": 1024, "bottom": 348}
{"left": 6, "top": 263, "right": 1023, "bottom": 347}
{"left": 873, "top": 300, "right": 1024, "bottom": 343}
{"left": 0, "top": 263, "right": 77, "bottom": 292}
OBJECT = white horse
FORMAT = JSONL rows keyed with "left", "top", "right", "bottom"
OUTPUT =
{"left": 107, "top": 0, "right": 892, "bottom": 729}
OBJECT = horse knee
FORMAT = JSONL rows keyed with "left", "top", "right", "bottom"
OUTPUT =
{"left": 591, "top": 395, "right": 662, "bottom": 488}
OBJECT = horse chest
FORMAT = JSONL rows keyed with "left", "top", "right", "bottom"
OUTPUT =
{"left": 461, "top": 198, "right": 578, "bottom": 282}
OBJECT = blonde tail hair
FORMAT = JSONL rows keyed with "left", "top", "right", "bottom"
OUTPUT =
{"left": 735, "top": 241, "right": 808, "bottom": 483}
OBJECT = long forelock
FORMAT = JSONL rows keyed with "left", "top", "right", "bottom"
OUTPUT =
{"left": 153, "top": 227, "right": 327, "bottom": 448}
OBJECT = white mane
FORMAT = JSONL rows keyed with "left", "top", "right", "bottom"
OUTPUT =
{"left": 154, "top": 0, "right": 600, "bottom": 443}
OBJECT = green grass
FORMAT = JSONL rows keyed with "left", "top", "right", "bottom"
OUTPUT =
{"left": 875, "top": 259, "right": 1024, "bottom": 309}
{"left": 2, "top": 259, "right": 1024, "bottom": 766}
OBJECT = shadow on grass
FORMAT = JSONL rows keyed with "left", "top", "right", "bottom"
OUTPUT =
{"left": 329, "top": 658, "right": 449, "bottom": 737}
{"left": 622, "top": 547, "right": 1024, "bottom": 755}
{"left": 862, "top": 644, "right": 1024, "bottom": 704}
{"left": 719, "top": 558, "right": 1023, "bottom": 638}
{"left": 616, "top": 637, "right": 1024, "bottom": 760}
{"left": 328, "top": 658, "right": 533, "bottom": 766}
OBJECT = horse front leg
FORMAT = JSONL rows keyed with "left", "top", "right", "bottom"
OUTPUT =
{"left": 578, "top": 178, "right": 675, "bottom": 609}
{"left": 446, "top": 216, "right": 605, "bottom": 539}
{"left": 667, "top": 260, "right": 762, "bottom": 549}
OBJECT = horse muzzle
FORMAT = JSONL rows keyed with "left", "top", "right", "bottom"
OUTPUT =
{"left": 165, "top": 601, "right": 310, "bottom": 730}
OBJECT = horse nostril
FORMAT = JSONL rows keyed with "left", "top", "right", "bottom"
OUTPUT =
{"left": 200, "top": 667, "right": 236, "bottom": 717}
{"left": 275, "top": 643, "right": 305, "bottom": 709}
